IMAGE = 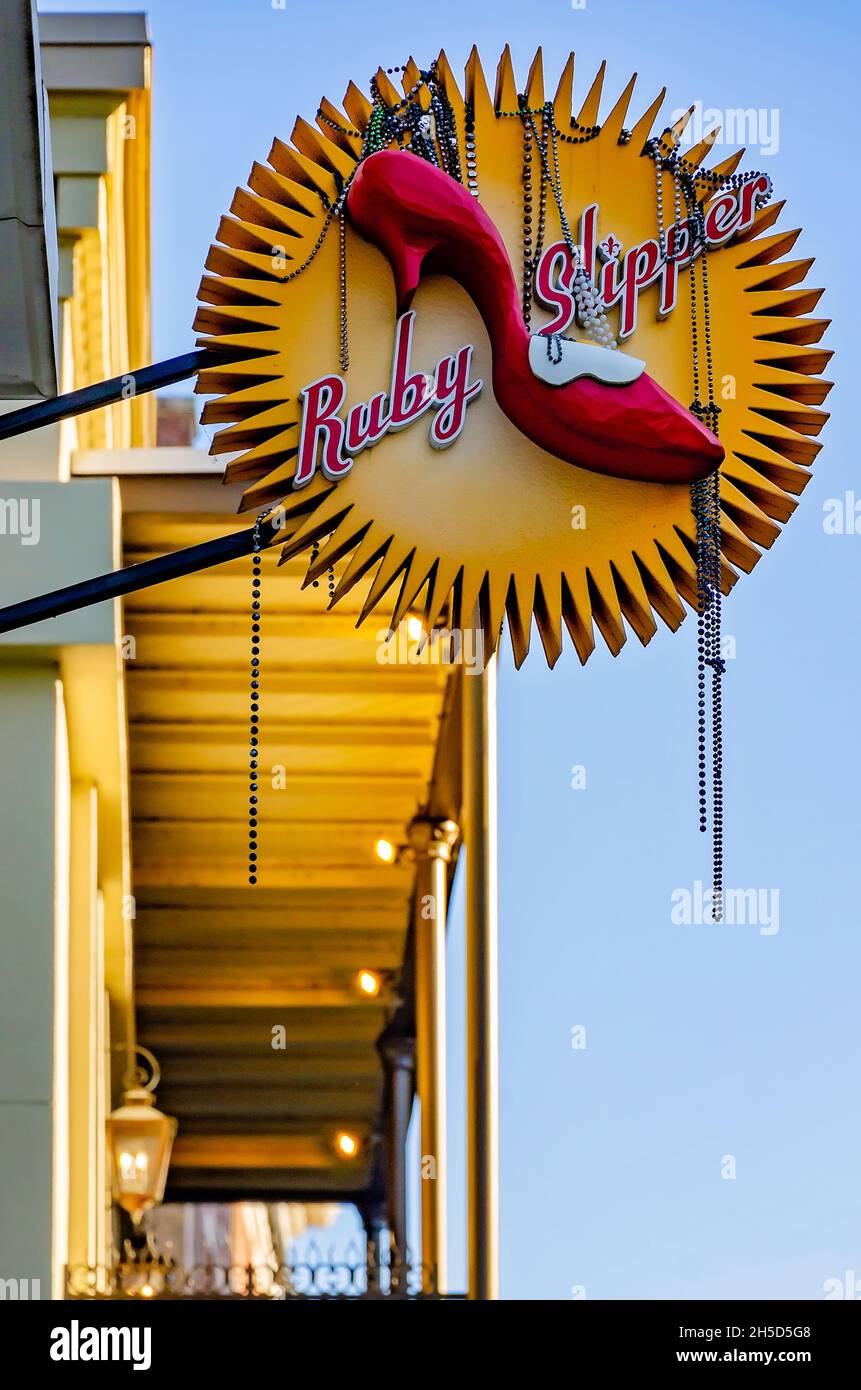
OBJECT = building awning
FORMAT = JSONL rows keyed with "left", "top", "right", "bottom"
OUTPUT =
{"left": 119, "top": 474, "right": 459, "bottom": 1203}
{"left": 0, "top": 0, "right": 58, "bottom": 399}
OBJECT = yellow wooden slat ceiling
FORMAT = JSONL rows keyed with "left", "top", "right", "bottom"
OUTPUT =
{"left": 123, "top": 506, "right": 452, "bottom": 1200}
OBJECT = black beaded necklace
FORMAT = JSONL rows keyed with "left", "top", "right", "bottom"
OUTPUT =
{"left": 685, "top": 176, "right": 725, "bottom": 923}
{"left": 247, "top": 511, "right": 267, "bottom": 885}
{"left": 247, "top": 63, "right": 470, "bottom": 885}
{"left": 251, "top": 71, "right": 766, "bottom": 908}
{"left": 517, "top": 99, "right": 614, "bottom": 346}
{"left": 647, "top": 134, "right": 771, "bottom": 919}
{"left": 364, "top": 62, "right": 465, "bottom": 177}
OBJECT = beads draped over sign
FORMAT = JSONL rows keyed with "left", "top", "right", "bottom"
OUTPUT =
{"left": 645, "top": 133, "right": 770, "bottom": 920}
{"left": 248, "top": 513, "right": 267, "bottom": 886}
{"left": 245, "top": 55, "right": 777, "bottom": 906}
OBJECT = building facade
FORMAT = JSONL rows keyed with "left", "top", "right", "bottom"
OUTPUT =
{"left": 0, "top": 5, "right": 475, "bottom": 1300}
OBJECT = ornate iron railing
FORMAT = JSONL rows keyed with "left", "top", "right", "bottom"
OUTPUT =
{"left": 67, "top": 1243, "right": 462, "bottom": 1300}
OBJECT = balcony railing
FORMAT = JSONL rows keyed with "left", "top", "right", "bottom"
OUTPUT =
{"left": 67, "top": 1244, "right": 463, "bottom": 1300}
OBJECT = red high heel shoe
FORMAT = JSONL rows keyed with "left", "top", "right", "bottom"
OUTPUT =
{"left": 347, "top": 151, "right": 724, "bottom": 485}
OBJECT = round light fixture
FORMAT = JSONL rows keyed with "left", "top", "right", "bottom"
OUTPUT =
{"left": 356, "top": 969, "right": 381, "bottom": 997}
{"left": 336, "top": 1131, "right": 359, "bottom": 1159}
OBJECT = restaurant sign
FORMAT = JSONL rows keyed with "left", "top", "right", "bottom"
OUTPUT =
{"left": 196, "top": 46, "right": 830, "bottom": 670}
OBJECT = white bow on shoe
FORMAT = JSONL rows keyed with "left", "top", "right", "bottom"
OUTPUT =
{"left": 528, "top": 334, "right": 645, "bottom": 388}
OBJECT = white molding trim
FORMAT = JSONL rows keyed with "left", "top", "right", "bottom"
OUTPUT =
{"left": 73, "top": 448, "right": 222, "bottom": 476}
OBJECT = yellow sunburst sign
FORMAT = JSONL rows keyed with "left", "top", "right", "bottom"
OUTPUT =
{"left": 195, "top": 46, "right": 831, "bottom": 668}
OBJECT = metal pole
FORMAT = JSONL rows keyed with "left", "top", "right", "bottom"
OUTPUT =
{"left": 408, "top": 816, "right": 458, "bottom": 1295}
{"left": 0, "top": 348, "right": 224, "bottom": 442}
{"left": 0, "top": 515, "right": 285, "bottom": 635}
{"left": 358, "top": 1200, "right": 387, "bottom": 1297}
{"left": 377, "top": 1033, "right": 414, "bottom": 1286}
{"left": 462, "top": 643, "right": 500, "bottom": 1300}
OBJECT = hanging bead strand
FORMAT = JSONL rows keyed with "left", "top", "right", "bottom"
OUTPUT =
{"left": 644, "top": 130, "right": 755, "bottom": 921}
{"left": 701, "top": 207, "right": 724, "bottom": 922}
{"left": 521, "top": 117, "right": 534, "bottom": 327}
{"left": 464, "top": 101, "right": 479, "bottom": 198}
{"left": 680, "top": 166, "right": 725, "bottom": 922}
{"left": 338, "top": 210, "right": 349, "bottom": 372}
{"left": 532, "top": 106, "right": 548, "bottom": 278}
{"left": 518, "top": 101, "right": 615, "bottom": 349}
{"left": 248, "top": 511, "right": 270, "bottom": 886}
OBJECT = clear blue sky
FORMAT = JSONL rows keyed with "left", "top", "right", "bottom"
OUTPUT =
{"left": 43, "top": 0, "right": 859, "bottom": 1299}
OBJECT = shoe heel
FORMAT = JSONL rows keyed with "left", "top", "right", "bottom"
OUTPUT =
{"left": 390, "top": 240, "right": 428, "bottom": 313}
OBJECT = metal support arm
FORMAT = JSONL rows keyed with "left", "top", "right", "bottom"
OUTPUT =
{"left": 0, "top": 349, "right": 220, "bottom": 443}
{"left": 0, "top": 516, "right": 285, "bottom": 635}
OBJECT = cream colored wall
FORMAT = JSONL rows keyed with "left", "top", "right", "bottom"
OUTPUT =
{"left": 0, "top": 14, "right": 153, "bottom": 1295}
{"left": 0, "top": 665, "right": 115, "bottom": 1294}
{"left": 0, "top": 666, "right": 63, "bottom": 1293}
{"left": 67, "top": 784, "right": 112, "bottom": 1285}
{"left": 0, "top": 478, "right": 131, "bottom": 1295}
